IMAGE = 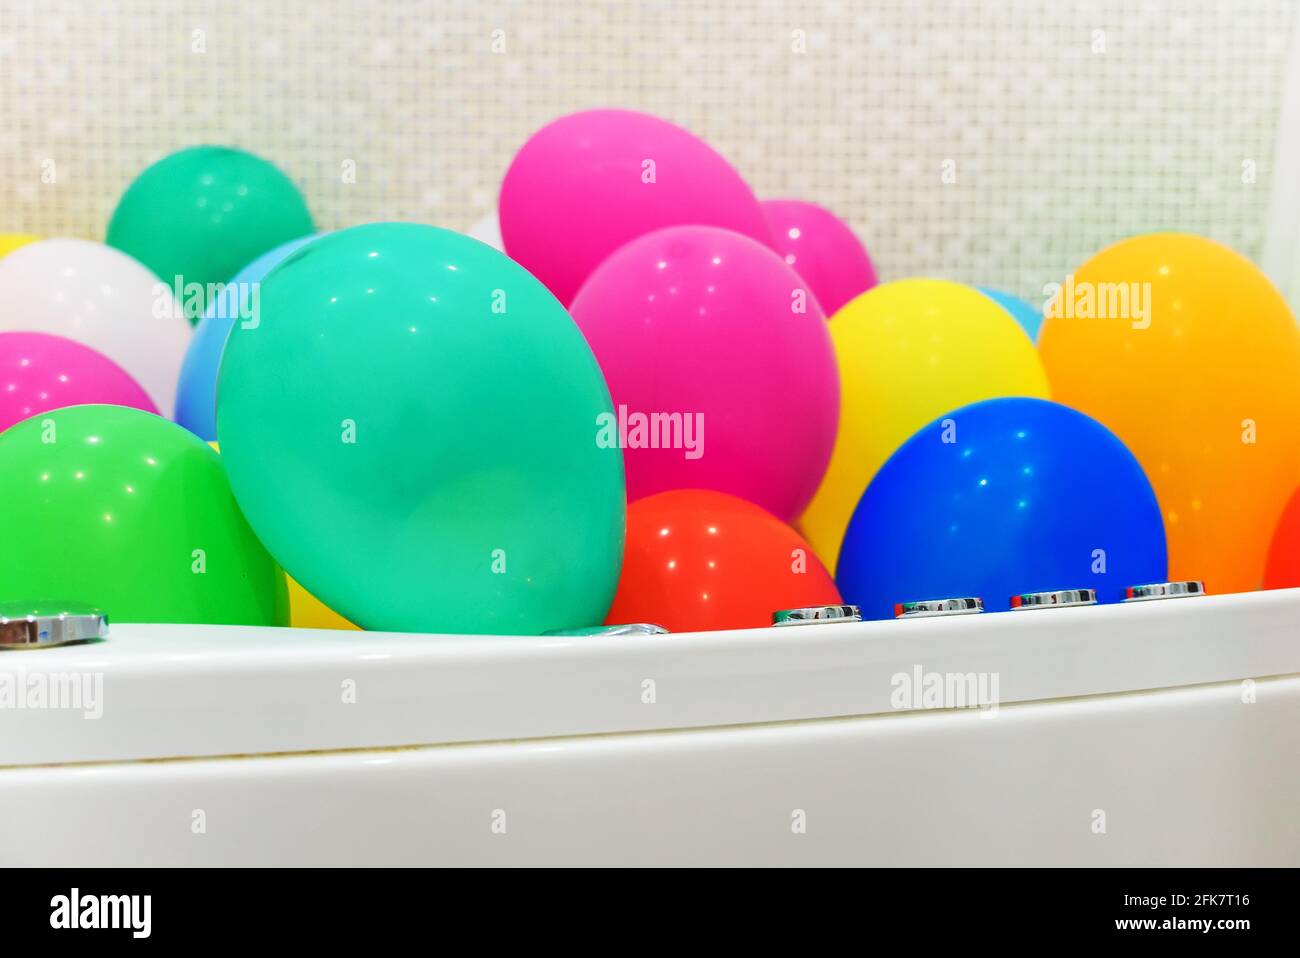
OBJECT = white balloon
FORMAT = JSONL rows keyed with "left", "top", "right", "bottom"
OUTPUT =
{"left": 0, "top": 239, "right": 189, "bottom": 417}
{"left": 466, "top": 210, "right": 503, "bottom": 251}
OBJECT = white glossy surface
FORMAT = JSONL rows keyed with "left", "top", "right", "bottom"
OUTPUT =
{"left": 3, "top": 590, "right": 1298, "bottom": 865}
{"left": 2, "top": 676, "right": 1296, "bottom": 866}
{"left": 2, "top": 589, "right": 1299, "bottom": 766}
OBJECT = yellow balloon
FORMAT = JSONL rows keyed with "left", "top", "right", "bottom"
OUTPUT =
{"left": 287, "top": 575, "right": 360, "bottom": 630}
{"left": 801, "top": 279, "right": 1050, "bottom": 570}
{"left": 1039, "top": 233, "right": 1300, "bottom": 595}
{"left": 209, "top": 441, "right": 359, "bottom": 629}
{"left": 0, "top": 233, "right": 38, "bottom": 259}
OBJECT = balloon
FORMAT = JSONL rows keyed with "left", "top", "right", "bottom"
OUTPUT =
{"left": 465, "top": 210, "right": 503, "bottom": 251}
{"left": 175, "top": 234, "right": 320, "bottom": 441}
{"left": 217, "top": 222, "right": 625, "bottom": 635}
{"left": 979, "top": 286, "right": 1044, "bottom": 341}
{"left": 0, "top": 331, "right": 158, "bottom": 431}
{"left": 801, "top": 278, "right": 1049, "bottom": 570}
{"left": 0, "top": 404, "right": 288, "bottom": 625}
{"left": 761, "top": 199, "right": 877, "bottom": 315}
{"left": 1264, "top": 487, "right": 1300, "bottom": 589}
{"left": 207, "top": 439, "right": 358, "bottom": 629}
{"left": 107, "top": 146, "right": 314, "bottom": 321}
{"left": 837, "top": 398, "right": 1167, "bottom": 619}
{"left": 500, "top": 109, "right": 772, "bottom": 304}
{"left": 0, "top": 239, "right": 189, "bottom": 416}
{"left": 570, "top": 225, "right": 838, "bottom": 521}
{"left": 607, "top": 489, "right": 842, "bottom": 632}
{"left": 288, "top": 576, "right": 359, "bottom": 630}
{"left": 0, "top": 233, "right": 38, "bottom": 259}
{"left": 1039, "top": 233, "right": 1300, "bottom": 594}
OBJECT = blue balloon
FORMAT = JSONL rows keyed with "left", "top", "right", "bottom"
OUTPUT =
{"left": 836, "top": 397, "right": 1166, "bottom": 618}
{"left": 174, "top": 234, "right": 320, "bottom": 440}
{"left": 979, "top": 286, "right": 1043, "bottom": 341}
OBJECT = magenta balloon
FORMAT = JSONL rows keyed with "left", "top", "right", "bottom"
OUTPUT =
{"left": 761, "top": 199, "right": 878, "bottom": 316}
{"left": 0, "top": 331, "right": 158, "bottom": 431}
{"left": 500, "top": 109, "right": 773, "bottom": 305}
{"left": 570, "top": 226, "right": 839, "bottom": 521}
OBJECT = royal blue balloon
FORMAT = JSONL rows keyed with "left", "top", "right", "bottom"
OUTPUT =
{"left": 979, "top": 287, "right": 1043, "bottom": 342}
{"left": 174, "top": 234, "right": 319, "bottom": 440}
{"left": 836, "top": 397, "right": 1166, "bottom": 618}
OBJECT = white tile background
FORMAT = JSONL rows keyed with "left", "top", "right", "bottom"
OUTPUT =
{"left": 0, "top": 0, "right": 1296, "bottom": 307}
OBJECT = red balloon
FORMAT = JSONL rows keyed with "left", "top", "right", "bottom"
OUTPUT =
{"left": 1263, "top": 486, "right": 1300, "bottom": 589}
{"left": 607, "top": 489, "right": 841, "bottom": 632}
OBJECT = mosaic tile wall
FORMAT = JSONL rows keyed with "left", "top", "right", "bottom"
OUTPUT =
{"left": 0, "top": 0, "right": 1295, "bottom": 305}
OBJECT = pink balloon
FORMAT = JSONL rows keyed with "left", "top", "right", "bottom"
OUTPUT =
{"left": 0, "top": 331, "right": 158, "bottom": 431}
{"left": 500, "top": 109, "right": 773, "bottom": 306}
{"left": 761, "top": 199, "right": 878, "bottom": 316}
{"left": 570, "top": 226, "right": 839, "bottom": 521}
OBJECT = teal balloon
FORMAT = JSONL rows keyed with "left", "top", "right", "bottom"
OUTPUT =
{"left": 216, "top": 223, "right": 626, "bottom": 634}
{"left": 107, "top": 146, "right": 315, "bottom": 320}
{"left": 175, "top": 234, "right": 320, "bottom": 441}
{"left": 979, "top": 287, "right": 1044, "bottom": 341}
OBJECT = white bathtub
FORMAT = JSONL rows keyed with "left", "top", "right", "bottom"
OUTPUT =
{"left": 2, "top": 588, "right": 1298, "bottom": 866}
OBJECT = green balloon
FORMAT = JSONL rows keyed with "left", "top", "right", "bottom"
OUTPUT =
{"left": 106, "top": 146, "right": 314, "bottom": 322}
{"left": 216, "top": 223, "right": 626, "bottom": 634}
{"left": 0, "top": 405, "right": 289, "bottom": 626}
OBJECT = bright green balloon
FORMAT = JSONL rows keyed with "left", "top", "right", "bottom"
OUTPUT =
{"left": 0, "top": 404, "right": 289, "bottom": 625}
{"left": 106, "top": 146, "right": 314, "bottom": 322}
{"left": 216, "top": 223, "right": 626, "bottom": 634}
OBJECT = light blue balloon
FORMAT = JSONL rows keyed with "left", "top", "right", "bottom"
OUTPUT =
{"left": 174, "top": 234, "right": 320, "bottom": 440}
{"left": 979, "top": 286, "right": 1044, "bottom": 342}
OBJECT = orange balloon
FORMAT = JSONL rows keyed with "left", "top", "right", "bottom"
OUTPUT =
{"left": 1263, "top": 486, "right": 1300, "bottom": 590}
{"left": 1039, "top": 233, "right": 1300, "bottom": 594}
{"left": 607, "top": 489, "right": 841, "bottom": 632}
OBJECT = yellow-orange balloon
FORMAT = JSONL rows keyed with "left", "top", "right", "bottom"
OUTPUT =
{"left": 287, "top": 575, "right": 360, "bottom": 630}
{"left": 801, "top": 279, "right": 1050, "bottom": 570}
{"left": 0, "top": 233, "right": 38, "bottom": 259}
{"left": 1039, "top": 233, "right": 1300, "bottom": 594}
{"left": 209, "top": 440, "right": 359, "bottom": 629}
